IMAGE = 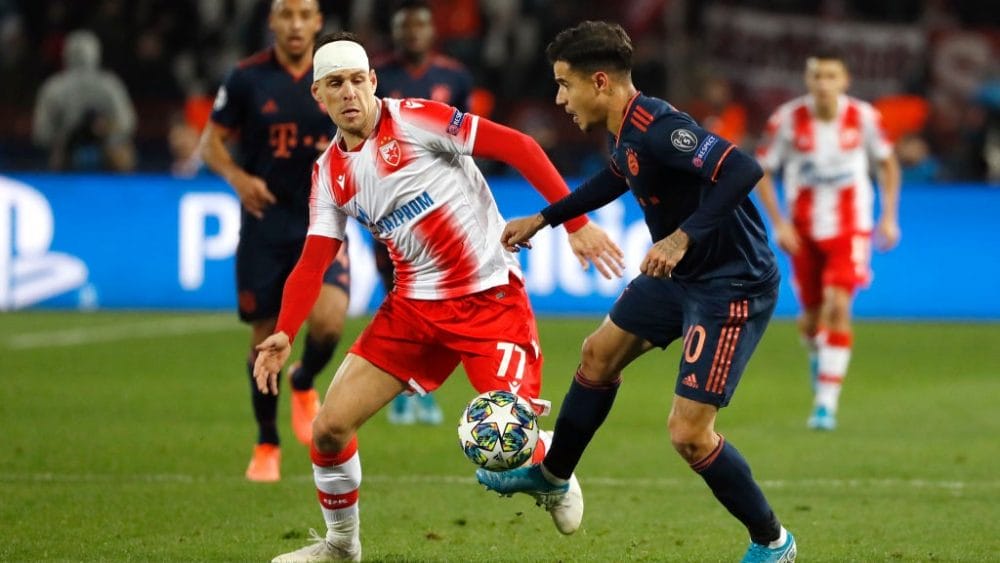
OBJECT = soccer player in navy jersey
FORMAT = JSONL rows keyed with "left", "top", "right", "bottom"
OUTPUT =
{"left": 199, "top": 0, "right": 350, "bottom": 482}
{"left": 477, "top": 22, "right": 797, "bottom": 562}
{"left": 372, "top": 0, "right": 475, "bottom": 426}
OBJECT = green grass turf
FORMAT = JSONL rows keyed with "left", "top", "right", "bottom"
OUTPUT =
{"left": 1, "top": 312, "right": 998, "bottom": 561}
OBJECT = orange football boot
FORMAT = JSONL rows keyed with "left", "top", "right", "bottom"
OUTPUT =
{"left": 288, "top": 362, "right": 321, "bottom": 446}
{"left": 245, "top": 443, "right": 281, "bottom": 482}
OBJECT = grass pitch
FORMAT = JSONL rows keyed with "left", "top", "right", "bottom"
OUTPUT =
{"left": 2, "top": 312, "right": 998, "bottom": 562}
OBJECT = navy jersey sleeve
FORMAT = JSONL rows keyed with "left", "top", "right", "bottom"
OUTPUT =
{"left": 645, "top": 114, "right": 735, "bottom": 181}
{"left": 540, "top": 165, "right": 629, "bottom": 227}
{"left": 209, "top": 68, "right": 249, "bottom": 130}
{"left": 646, "top": 114, "right": 763, "bottom": 243}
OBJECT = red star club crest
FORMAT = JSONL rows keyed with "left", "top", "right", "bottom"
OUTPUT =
{"left": 379, "top": 139, "right": 401, "bottom": 167}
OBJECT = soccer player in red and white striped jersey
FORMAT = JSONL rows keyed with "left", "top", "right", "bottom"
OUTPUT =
{"left": 755, "top": 49, "right": 902, "bottom": 430}
{"left": 253, "top": 31, "right": 623, "bottom": 561}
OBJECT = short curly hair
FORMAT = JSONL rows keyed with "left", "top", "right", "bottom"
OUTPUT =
{"left": 545, "top": 21, "right": 633, "bottom": 74}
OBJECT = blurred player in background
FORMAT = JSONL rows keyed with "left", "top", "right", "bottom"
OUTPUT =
{"left": 372, "top": 0, "right": 475, "bottom": 426}
{"left": 199, "top": 0, "right": 350, "bottom": 482}
{"left": 755, "top": 50, "right": 901, "bottom": 430}
{"left": 253, "top": 32, "right": 623, "bottom": 561}
{"left": 478, "top": 21, "right": 797, "bottom": 562}
{"left": 32, "top": 29, "right": 136, "bottom": 172}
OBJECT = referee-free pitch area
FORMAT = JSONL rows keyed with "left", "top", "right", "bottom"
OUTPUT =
{"left": 2, "top": 312, "right": 998, "bottom": 562}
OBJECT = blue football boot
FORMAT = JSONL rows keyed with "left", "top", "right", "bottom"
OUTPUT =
{"left": 741, "top": 529, "right": 796, "bottom": 563}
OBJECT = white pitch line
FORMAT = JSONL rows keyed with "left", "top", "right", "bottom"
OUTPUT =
{"left": 4, "top": 316, "right": 240, "bottom": 350}
{"left": 0, "top": 472, "right": 996, "bottom": 491}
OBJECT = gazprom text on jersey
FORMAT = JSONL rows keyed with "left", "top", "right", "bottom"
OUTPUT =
{"left": 369, "top": 191, "right": 435, "bottom": 235}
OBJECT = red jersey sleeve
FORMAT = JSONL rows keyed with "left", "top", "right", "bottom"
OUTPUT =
{"left": 274, "top": 235, "right": 341, "bottom": 344}
{"left": 471, "top": 117, "right": 588, "bottom": 232}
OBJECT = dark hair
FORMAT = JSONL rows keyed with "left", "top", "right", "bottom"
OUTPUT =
{"left": 314, "top": 31, "right": 364, "bottom": 55}
{"left": 545, "top": 21, "right": 633, "bottom": 74}
{"left": 808, "top": 46, "right": 848, "bottom": 67}
{"left": 393, "top": 0, "right": 431, "bottom": 14}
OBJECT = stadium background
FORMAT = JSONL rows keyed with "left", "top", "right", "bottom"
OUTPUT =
{"left": 2, "top": 2, "right": 999, "bottom": 561}
{"left": 1, "top": 0, "right": 998, "bottom": 318}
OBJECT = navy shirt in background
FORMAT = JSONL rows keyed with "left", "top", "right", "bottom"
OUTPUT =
{"left": 210, "top": 48, "right": 335, "bottom": 243}
{"left": 374, "top": 53, "right": 472, "bottom": 111}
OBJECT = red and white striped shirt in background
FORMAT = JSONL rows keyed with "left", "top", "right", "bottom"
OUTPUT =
{"left": 757, "top": 94, "right": 893, "bottom": 240}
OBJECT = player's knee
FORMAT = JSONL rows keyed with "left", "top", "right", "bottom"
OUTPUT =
{"left": 667, "top": 414, "right": 713, "bottom": 463}
{"left": 797, "top": 315, "right": 819, "bottom": 338}
{"left": 579, "top": 334, "right": 614, "bottom": 379}
{"left": 312, "top": 413, "right": 353, "bottom": 454}
{"left": 308, "top": 322, "right": 343, "bottom": 344}
{"left": 828, "top": 303, "right": 852, "bottom": 327}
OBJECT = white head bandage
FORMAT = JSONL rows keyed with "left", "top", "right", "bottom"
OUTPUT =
{"left": 313, "top": 41, "right": 370, "bottom": 82}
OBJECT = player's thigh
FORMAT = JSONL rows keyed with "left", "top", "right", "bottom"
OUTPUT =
{"left": 608, "top": 274, "right": 686, "bottom": 349}
{"left": 580, "top": 316, "right": 655, "bottom": 380}
{"left": 789, "top": 236, "right": 824, "bottom": 310}
{"left": 676, "top": 283, "right": 779, "bottom": 408}
{"left": 235, "top": 237, "right": 296, "bottom": 322}
{"left": 821, "top": 233, "right": 871, "bottom": 294}
{"left": 308, "top": 285, "right": 349, "bottom": 338}
{"left": 317, "top": 353, "right": 408, "bottom": 433}
{"left": 348, "top": 295, "right": 461, "bottom": 394}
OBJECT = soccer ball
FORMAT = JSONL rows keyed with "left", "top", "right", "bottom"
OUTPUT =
{"left": 457, "top": 390, "right": 539, "bottom": 471}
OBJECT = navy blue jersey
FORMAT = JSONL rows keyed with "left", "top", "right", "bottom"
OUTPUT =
{"left": 542, "top": 93, "right": 777, "bottom": 285}
{"left": 610, "top": 93, "right": 777, "bottom": 285}
{"left": 210, "top": 49, "right": 334, "bottom": 217}
{"left": 373, "top": 53, "right": 472, "bottom": 111}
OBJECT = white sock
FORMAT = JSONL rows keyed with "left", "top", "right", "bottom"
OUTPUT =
{"left": 534, "top": 431, "right": 569, "bottom": 486}
{"left": 768, "top": 527, "right": 788, "bottom": 548}
{"left": 815, "top": 330, "right": 852, "bottom": 413}
{"left": 313, "top": 449, "right": 362, "bottom": 535}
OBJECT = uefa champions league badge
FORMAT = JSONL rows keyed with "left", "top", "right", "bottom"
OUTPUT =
{"left": 670, "top": 128, "right": 698, "bottom": 152}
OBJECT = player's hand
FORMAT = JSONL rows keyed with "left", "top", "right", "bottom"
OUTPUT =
{"left": 567, "top": 222, "right": 625, "bottom": 279}
{"left": 641, "top": 229, "right": 690, "bottom": 279}
{"left": 875, "top": 216, "right": 900, "bottom": 251}
{"left": 773, "top": 220, "right": 801, "bottom": 255}
{"left": 229, "top": 171, "right": 276, "bottom": 219}
{"left": 501, "top": 214, "right": 547, "bottom": 252}
{"left": 253, "top": 332, "right": 292, "bottom": 395}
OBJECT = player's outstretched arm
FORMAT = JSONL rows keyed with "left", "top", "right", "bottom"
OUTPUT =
{"left": 471, "top": 117, "right": 590, "bottom": 232}
{"left": 501, "top": 213, "right": 547, "bottom": 251}
{"left": 501, "top": 212, "right": 623, "bottom": 279}
{"left": 253, "top": 234, "right": 340, "bottom": 395}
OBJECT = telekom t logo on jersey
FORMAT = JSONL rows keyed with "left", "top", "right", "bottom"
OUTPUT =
{"left": 0, "top": 176, "right": 88, "bottom": 310}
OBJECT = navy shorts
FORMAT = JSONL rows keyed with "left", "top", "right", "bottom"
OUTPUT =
{"left": 236, "top": 235, "right": 350, "bottom": 322}
{"left": 609, "top": 274, "right": 778, "bottom": 407}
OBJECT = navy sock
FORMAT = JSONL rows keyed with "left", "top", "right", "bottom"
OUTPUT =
{"left": 543, "top": 368, "right": 621, "bottom": 480}
{"left": 247, "top": 357, "right": 279, "bottom": 445}
{"left": 291, "top": 334, "right": 338, "bottom": 391}
{"left": 691, "top": 436, "right": 781, "bottom": 545}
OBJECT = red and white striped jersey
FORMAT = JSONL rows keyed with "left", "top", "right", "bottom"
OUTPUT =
{"left": 757, "top": 95, "right": 893, "bottom": 240}
{"left": 308, "top": 97, "right": 520, "bottom": 300}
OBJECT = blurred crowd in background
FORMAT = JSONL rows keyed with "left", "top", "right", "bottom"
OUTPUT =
{"left": 1, "top": 0, "right": 998, "bottom": 183}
